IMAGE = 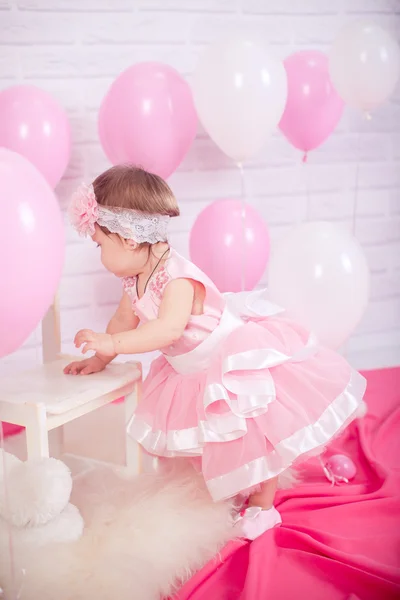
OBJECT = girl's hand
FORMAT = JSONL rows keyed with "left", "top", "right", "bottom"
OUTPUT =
{"left": 63, "top": 355, "right": 107, "bottom": 376}
{"left": 74, "top": 329, "right": 116, "bottom": 357}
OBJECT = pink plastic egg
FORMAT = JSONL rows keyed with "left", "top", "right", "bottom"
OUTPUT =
{"left": 324, "top": 454, "right": 357, "bottom": 484}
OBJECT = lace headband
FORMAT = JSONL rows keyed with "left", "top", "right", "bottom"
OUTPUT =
{"left": 68, "top": 183, "right": 170, "bottom": 244}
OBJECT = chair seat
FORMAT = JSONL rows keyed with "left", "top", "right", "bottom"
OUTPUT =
{"left": 0, "top": 357, "right": 141, "bottom": 415}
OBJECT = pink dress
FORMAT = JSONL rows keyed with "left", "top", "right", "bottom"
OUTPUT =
{"left": 124, "top": 249, "right": 366, "bottom": 503}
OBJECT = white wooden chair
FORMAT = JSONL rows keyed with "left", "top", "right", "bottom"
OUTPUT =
{"left": 0, "top": 296, "right": 143, "bottom": 473}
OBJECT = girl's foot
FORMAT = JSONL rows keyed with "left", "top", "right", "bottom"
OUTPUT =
{"left": 234, "top": 506, "right": 282, "bottom": 540}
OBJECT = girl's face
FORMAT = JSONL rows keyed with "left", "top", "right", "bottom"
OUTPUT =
{"left": 92, "top": 224, "right": 145, "bottom": 278}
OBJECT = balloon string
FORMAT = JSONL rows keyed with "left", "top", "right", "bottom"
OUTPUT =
{"left": 238, "top": 162, "right": 245, "bottom": 292}
{"left": 352, "top": 131, "right": 361, "bottom": 236}
{"left": 342, "top": 129, "right": 362, "bottom": 361}
{"left": 304, "top": 155, "right": 311, "bottom": 222}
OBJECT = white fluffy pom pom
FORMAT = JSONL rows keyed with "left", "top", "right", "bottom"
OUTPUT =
{"left": 0, "top": 457, "right": 72, "bottom": 527}
{"left": 6, "top": 503, "right": 85, "bottom": 547}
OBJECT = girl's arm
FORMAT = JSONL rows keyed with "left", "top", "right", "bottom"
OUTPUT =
{"left": 96, "top": 291, "right": 140, "bottom": 364}
{"left": 66, "top": 292, "right": 139, "bottom": 373}
{"left": 75, "top": 279, "right": 195, "bottom": 356}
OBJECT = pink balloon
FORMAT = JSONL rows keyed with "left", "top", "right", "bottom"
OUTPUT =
{"left": 0, "top": 85, "right": 71, "bottom": 188}
{"left": 99, "top": 62, "right": 198, "bottom": 179}
{"left": 279, "top": 51, "right": 344, "bottom": 155}
{"left": 189, "top": 199, "right": 270, "bottom": 293}
{"left": 325, "top": 454, "right": 357, "bottom": 483}
{"left": 0, "top": 149, "right": 65, "bottom": 358}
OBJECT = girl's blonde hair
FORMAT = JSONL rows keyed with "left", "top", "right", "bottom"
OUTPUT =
{"left": 93, "top": 164, "right": 180, "bottom": 217}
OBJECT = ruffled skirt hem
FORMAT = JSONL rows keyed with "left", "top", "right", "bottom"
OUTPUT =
{"left": 129, "top": 369, "right": 366, "bottom": 501}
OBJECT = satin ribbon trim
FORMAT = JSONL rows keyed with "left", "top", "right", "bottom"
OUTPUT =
{"left": 164, "top": 288, "right": 287, "bottom": 376}
{"left": 127, "top": 412, "right": 249, "bottom": 456}
{"left": 224, "top": 289, "right": 285, "bottom": 319}
{"left": 128, "top": 414, "right": 202, "bottom": 457}
{"left": 204, "top": 333, "right": 318, "bottom": 420}
{"left": 165, "top": 307, "right": 243, "bottom": 375}
{"left": 127, "top": 369, "right": 366, "bottom": 494}
{"left": 206, "top": 369, "right": 367, "bottom": 502}
{"left": 165, "top": 289, "right": 319, "bottom": 421}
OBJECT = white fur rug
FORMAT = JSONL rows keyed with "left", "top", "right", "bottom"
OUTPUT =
{"left": 0, "top": 458, "right": 235, "bottom": 600}
{"left": 0, "top": 403, "right": 299, "bottom": 599}
{"left": 0, "top": 405, "right": 238, "bottom": 599}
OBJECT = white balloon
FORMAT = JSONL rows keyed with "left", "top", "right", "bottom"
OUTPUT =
{"left": 268, "top": 222, "right": 370, "bottom": 349}
{"left": 192, "top": 35, "right": 288, "bottom": 163}
{"left": 329, "top": 20, "right": 400, "bottom": 112}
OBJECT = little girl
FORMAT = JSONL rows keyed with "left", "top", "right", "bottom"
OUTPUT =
{"left": 66, "top": 165, "right": 366, "bottom": 540}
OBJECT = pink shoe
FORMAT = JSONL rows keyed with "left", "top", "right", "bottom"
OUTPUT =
{"left": 234, "top": 506, "right": 282, "bottom": 540}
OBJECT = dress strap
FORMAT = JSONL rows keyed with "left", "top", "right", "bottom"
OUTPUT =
{"left": 122, "top": 276, "right": 138, "bottom": 306}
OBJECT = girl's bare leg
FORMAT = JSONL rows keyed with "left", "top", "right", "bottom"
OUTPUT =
{"left": 248, "top": 476, "right": 278, "bottom": 509}
{"left": 237, "top": 477, "right": 281, "bottom": 540}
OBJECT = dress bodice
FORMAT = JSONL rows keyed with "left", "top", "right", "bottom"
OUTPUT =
{"left": 122, "top": 249, "right": 225, "bottom": 356}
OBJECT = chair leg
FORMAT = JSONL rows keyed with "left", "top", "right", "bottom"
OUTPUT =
{"left": 25, "top": 404, "right": 49, "bottom": 460}
{"left": 52, "top": 425, "right": 64, "bottom": 458}
{"left": 124, "top": 378, "right": 142, "bottom": 475}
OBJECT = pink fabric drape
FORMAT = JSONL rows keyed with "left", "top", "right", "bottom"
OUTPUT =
{"left": 172, "top": 367, "right": 400, "bottom": 600}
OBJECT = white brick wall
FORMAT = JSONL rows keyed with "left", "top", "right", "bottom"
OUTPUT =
{"left": 1, "top": 0, "right": 400, "bottom": 375}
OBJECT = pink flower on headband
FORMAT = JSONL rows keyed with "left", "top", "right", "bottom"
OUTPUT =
{"left": 69, "top": 183, "right": 99, "bottom": 237}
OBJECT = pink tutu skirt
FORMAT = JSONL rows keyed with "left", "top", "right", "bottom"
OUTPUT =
{"left": 128, "top": 307, "right": 366, "bottom": 502}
